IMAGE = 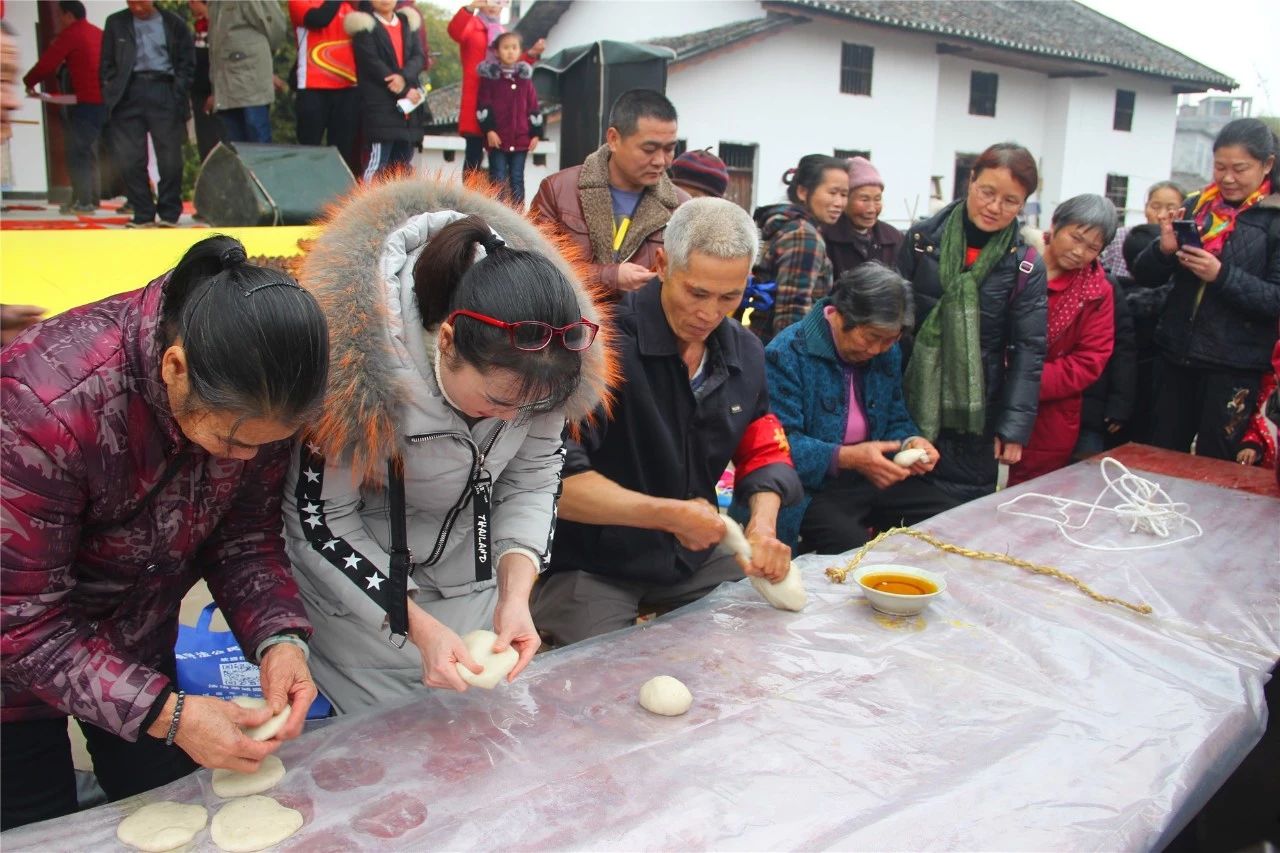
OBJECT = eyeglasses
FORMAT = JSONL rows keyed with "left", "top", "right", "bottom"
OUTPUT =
{"left": 971, "top": 183, "right": 1024, "bottom": 213}
{"left": 446, "top": 309, "right": 600, "bottom": 352}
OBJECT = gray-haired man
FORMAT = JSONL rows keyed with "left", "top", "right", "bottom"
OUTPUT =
{"left": 533, "top": 198, "right": 803, "bottom": 647}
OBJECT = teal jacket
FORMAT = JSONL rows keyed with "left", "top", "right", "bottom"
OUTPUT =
{"left": 764, "top": 299, "right": 918, "bottom": 545}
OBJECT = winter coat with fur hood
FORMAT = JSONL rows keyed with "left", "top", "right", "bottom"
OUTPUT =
{"left": 282, "top": 178, "right": 613, "bottom": 643}
{"left": 345, "top": 7, "right": 427, "bottom": 143}
{"left": 530, "top": 144, "right": 690, "bottom": 292}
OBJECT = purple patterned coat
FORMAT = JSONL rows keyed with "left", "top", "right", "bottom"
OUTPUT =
{"left": 1, "top": 277, "right": 312, "bottom": 741}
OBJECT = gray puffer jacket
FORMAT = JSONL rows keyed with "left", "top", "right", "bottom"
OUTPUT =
{"left": 282, "top": 179, "right": 613, "bottom": 635}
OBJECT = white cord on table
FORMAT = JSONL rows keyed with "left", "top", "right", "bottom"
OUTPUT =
{"left": 996, "top": 457, "right": 1203, "bottom": 551}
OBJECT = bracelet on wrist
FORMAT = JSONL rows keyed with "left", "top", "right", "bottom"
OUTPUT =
{"left": 164, "top": 690, "right": 185, "bottom": 747}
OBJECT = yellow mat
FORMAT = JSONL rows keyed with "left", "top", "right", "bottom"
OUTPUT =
{"left": 0, "top": 226, "right": 318, "bottom": 319}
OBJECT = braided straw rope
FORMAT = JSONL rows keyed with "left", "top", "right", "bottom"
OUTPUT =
{"left": 824, "top": 526, "right": 1153, "bottom": 616}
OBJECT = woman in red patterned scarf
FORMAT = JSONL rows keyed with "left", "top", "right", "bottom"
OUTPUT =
{"left": 1009, "top": 195, "right": 1116, "bottom": 485}
{"left": 1131, "top": 118, "right": 1280, "bottom": 460}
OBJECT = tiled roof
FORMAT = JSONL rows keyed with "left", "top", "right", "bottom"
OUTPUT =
{"left": 767, "top": 0, "right": 1235, "bottom": 90}
{"left": 642, "top": 14, "right": 803, "bottom": 64}
{"left": 425, "top": 82, "right": 463, "bottom": 128}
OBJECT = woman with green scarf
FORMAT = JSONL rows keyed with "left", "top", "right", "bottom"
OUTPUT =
{"left": 897, "top": 143, "right": 1047, "bottom": 501}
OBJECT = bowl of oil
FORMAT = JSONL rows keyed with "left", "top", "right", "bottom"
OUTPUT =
{"left": 851, "top": 564, "right": 946, "bottom": 616}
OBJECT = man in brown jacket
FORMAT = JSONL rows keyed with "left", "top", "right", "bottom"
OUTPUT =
{"left": 530, "top": 89, "right": 689, "bottom": 292}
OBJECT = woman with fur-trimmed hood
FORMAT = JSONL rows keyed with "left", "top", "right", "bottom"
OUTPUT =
{"left": 283, "top": 177, "right": 614, "bottom": 713}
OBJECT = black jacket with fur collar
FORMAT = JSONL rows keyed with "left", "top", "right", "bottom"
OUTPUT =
{"left": 345, "top": 8, "right": 428, "bottom": 142}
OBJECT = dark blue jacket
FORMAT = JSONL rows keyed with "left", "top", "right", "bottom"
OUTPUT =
{"left": 765, "top": 299, "right": 918, "bottom": 546}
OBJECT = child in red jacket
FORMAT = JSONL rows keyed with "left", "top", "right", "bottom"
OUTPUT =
{"left": 476, "top": 31, "right": 541, "bottom": 207}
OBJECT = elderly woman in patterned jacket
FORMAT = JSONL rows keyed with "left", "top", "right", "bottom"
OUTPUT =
{"left": 0, "top": 235, "right": 329, "bottom": 830}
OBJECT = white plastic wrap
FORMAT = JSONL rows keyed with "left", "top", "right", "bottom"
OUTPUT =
{"left": 5, "top": 460, "right": 1277, "bottom": 851}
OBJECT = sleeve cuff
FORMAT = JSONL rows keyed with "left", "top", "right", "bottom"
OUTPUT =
{"left": 498, "top": 546, "right": 543, "bottom": 573}
{"left": 139, "top": 683, "right": 176, "bottom": 737}
{"left": 736, "top": 461, "right": 804, "bottom": 506}
{"left": 255, "top": 632, "right": 311, "bottom": 663}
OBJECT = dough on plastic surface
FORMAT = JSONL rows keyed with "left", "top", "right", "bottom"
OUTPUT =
{"left": 116, "top": 801, "right": 207, "bottom": 852}
{"left": 212, "top": 755, "right": 286, "bottom": 798}
{"left": 209, "top": 795, "right": 304, "bottom": 852}
{"left": 638, "top": 676, "right": 693, "bottom": 716}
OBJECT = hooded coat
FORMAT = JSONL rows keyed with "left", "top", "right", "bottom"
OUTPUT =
{"left": 344, "top": 7, "right": 427, "bottom": 143}
{"left": 282, "top": 178, "right": 614, "bottom": 711}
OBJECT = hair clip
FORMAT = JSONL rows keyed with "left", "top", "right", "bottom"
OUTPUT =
{"left": 241, "top": 281, "right": 303, "bottom": 297}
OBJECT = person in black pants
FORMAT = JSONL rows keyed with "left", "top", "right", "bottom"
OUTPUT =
{"left": 291, "top": 0, "right": 361, "bottom": 175}
{"left": 187, "top": 0, "right": 222, "bottom": 163}
{"left": 99, "top": 1, "right": 194, "bottom": 227}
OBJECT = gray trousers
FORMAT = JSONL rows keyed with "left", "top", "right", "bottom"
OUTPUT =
{"left": 531, "top": 548, "right": 744, "bottom": 647}
{"left": 297, "top": 572, "right": 498, "bottom": 716}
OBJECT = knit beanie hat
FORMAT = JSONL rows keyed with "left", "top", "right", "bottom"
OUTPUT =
{"left": 845, "top": 156, "right": 883, "bottom": 191}
{"left": 670, "top": 149, "right": 730, "bottom": 198}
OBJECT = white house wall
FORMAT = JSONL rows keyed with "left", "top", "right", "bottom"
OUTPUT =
{"left": 667, "top": 18, "right": 941, "bottom": 226}
{"left": 931, "top": 55, "right": 1048, "bottom": 210}
{"left": 1047, "top": 73, "right": 1178, "bottom": 226}
{"left": 537, "top": 0, "right": 763, "bottom": 47}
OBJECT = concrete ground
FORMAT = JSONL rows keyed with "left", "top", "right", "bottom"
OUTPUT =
{"left": 0, "top": 197, "right": 203, "bottom": 229}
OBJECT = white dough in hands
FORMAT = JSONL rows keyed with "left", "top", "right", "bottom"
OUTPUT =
{"left": 638, "top": 675, "right": 693, "bottom": 716}
{"left": 231, "top": 697, "right": 290, "bottom": 742}
{"left": 750, "top": 563, "right": 808, "bottom": 612}
{"left": 456, "top": 629, "right": 518, "bottom": 689}
{"left": 212, "top": 754, "right": 286, "bottom": 798}
{"left": 720, "top": 515, "right": 752, "bottom": 560}
{"left": 116, "top": 801, "right": 207, "bottom": 852}
{"left": 893, "top": 447, "right": 929, "bottom": 467}
{"left": 209, "top": 795, "right": 304, "bottom": 853}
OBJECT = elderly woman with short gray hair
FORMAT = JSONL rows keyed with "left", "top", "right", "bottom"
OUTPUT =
{"left": 1008, "top": 193, "right": 1116, "bottom": 486}
{"left": 766, "top": 262, "right": 957, "bottom": 553}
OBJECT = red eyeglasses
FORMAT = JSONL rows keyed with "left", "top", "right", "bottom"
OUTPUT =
{"left": 446, "top": 309, "right": 600, "bottom": 352}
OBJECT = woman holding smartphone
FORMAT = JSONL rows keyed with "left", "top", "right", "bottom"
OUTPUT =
{"left": 1130, "top": 118, "right": 1280, "bottom": 459}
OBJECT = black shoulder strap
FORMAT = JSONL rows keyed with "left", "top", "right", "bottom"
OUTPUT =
{"left": 1009, "top": 245, "right": 1038, "bottom": 304}
{"left": 386, "top": 460, "right": 411, "bottom": 642}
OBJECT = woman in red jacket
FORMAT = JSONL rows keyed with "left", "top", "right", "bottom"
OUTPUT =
{"left": 0, "top": 235, "right": 329, "bottom": 830}
{"left": 1009, "top": 194, "right": 1117, "bottom": 486}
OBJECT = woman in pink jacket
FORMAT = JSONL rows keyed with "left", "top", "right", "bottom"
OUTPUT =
{"left": 1009, "top": 195, "right": 1116, "bottom": 486}
{"left": 0, "top": 235, "right": 329, "bottom": 829}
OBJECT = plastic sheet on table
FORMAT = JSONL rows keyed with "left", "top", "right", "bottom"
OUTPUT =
{"left": 4, "top": 458, "right": 1276, "bottom": 851}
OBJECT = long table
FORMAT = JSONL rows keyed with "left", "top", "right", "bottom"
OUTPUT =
{"left": 5, "top": 452, "right": 1278, "bottom": 850}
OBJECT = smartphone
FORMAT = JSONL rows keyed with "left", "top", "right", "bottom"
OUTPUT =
{"left": 1172, "top": 219, "right": 1203, "bottom": 251}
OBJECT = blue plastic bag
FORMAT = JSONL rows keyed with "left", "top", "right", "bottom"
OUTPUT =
{"left": 176, "top": 603, "right": 331, "bottom": 720}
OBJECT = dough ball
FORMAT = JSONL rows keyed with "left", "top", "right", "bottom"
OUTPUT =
{"left": 750, "top": 563, "right": 808, "bottom": 612}
{"left": 720, "top": 517, "right": 752, "bottom": 560}
{"left": 212, "top": 754, "right": 286, "bottom": 799}
{"left": 638, "top": 676, "right": 693, "bottom": 716}
{"left": 231, "top": 697, "right": 290, "bottom": 742}
{"left": 893, "top": 447, "right": 928, "bottom": 467}
{"left": 210, "top": 795, "right": 304, "bottom": 853}
{"left": 456, "top": 629, "right": 518, "bottom": 689}
{"left": 116, "top": 801, "right": 207, "bottom": 852}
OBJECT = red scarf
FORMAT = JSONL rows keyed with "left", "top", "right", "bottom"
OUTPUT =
{"left": 1047, "top": 260, "right": 1109, "bottom": 348}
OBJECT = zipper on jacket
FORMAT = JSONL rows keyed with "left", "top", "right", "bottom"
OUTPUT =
{"left": 403, "top": 422, "right": 506, "bottom": 568}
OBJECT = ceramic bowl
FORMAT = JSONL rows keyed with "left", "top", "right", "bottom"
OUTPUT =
{"left": 851, "top": 563, "right": 947, "bottom": 616}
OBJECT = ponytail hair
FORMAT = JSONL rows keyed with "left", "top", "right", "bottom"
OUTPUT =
{"left": 1214, "top": 118, "right": 1280, "bottom": 188}
{"left": 413, "top": 216, "right": 584, "bottom": 415}
{"left": 160, "top": 234, "right": 329, "bottom": 425}
{"left": 783, "top": 154, "right": 847, "bottom": 206}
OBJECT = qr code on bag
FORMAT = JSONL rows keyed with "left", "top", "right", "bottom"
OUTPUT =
{"left": 219, "top": 661, "right": 262, "bottom": 690}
